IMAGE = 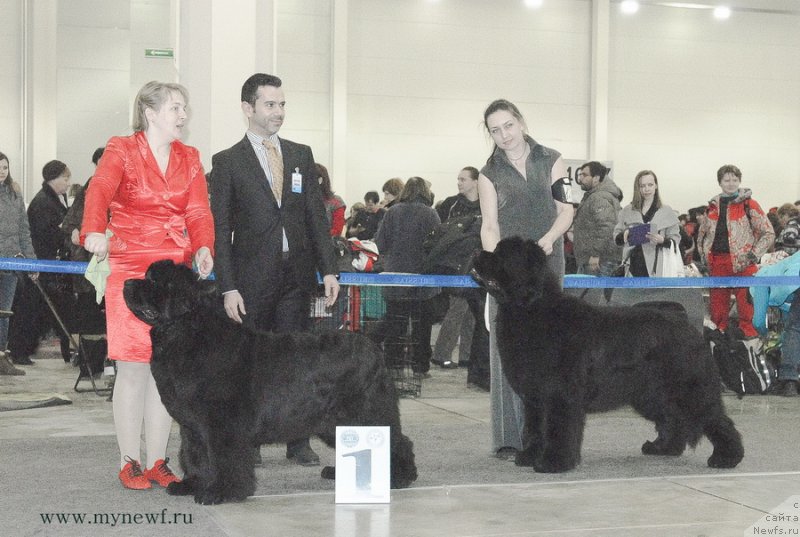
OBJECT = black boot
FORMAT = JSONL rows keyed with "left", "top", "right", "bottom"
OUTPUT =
{"left": 10, "top": 354, "right": 34, "bottom": 366}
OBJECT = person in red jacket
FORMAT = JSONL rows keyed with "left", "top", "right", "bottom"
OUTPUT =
{"left": 697, "top": 164, "right": 774, "bottom": 338}
{"left": 82, "top": 81, "right": 215, "bottom": 491}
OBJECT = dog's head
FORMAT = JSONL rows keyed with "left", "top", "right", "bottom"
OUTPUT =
{"left": 471, "top": 236, "right": 555, "bottom": 306}
{"left": 123, "top": 260, "right": 215, "bottom": 326}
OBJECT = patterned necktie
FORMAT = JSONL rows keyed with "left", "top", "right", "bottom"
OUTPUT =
{"left": 263, "top": 139, "right": 283, "bottom": 203}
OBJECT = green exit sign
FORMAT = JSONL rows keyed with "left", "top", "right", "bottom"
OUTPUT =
{"left": 144, "top": 48, "right": 174, "bottom": 58}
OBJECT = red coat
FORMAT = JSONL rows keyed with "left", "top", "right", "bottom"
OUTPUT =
{"left": 81, "top": 131, "right": 215, "bottom": 362}
{"left": 698, "top": 189, "right": 774, "bottom": 273}
{"left": 82, "top": 131, "right": 214, "bottom": 254}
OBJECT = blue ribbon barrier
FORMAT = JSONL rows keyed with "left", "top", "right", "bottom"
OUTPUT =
{"left": 0, "top": 257, "right": 89, "bottom": 274}
{"left": 337, "top": 273, "right": 800, "bottom": 289}
{"left": 2, "top": 257, "right": 798, "bottom": 289}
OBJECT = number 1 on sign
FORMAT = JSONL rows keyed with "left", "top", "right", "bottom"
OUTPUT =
{"left": 342, "top": 449, "right": 372, "bottom": 491}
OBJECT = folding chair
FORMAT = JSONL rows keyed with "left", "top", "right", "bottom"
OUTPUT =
{"left": 73, "top": 334, "right": 111, "bottom": 395}
{"left": 33, "top": 279, "right": 111, "bottom": 396}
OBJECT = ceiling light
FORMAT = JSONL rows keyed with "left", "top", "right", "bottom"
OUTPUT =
{"left": 524, "top": 0, "right": 544, "bottom": 8}
{"left": 620, "top": 1, "right": 640, "bottom": 15}
{"left": 713, "top": 6, "right": 731, "bottom": 19}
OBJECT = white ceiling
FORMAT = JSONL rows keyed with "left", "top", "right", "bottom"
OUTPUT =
{"left": 635, "top": 0, "right": 800, "bottom": 14}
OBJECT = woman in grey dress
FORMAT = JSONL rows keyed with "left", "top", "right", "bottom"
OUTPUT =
{"left": 478, "top": 99, "right": 574, "bottom": 459}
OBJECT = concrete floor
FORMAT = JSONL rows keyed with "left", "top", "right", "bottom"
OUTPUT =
{"left": 2, "top": 342, "right": 800, "bottom": 537}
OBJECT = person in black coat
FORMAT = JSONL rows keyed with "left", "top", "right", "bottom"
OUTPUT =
{"left": 9, "top": 160, "right": 74, "bottom": 364}
{"left": 373, "top": 177, "right": 441, "bottom": 375}
{"left": 431, "top": 167, "right": 490, "bottom": 389}
{"left": 29, "top": 160, "right": 72, "bottom": 260}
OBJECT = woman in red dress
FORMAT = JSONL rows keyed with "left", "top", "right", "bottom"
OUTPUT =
{"left": 82, "top": 81, "right": 215, "bottom": 490}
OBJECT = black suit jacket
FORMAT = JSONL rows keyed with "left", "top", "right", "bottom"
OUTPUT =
{"left": 210, "top": 135, "right": 337, "bottom": 306}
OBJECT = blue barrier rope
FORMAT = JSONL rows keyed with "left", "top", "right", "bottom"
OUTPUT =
{"left": 339, "top": 273, "right": 800, "bottom": 288}
{"left": 0, "top": 257, "right": 88, "bottom": 274}
{"left": 2, "top": 256, "right": 798, "bottom": 289}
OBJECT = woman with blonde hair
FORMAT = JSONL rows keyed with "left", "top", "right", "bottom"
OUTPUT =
{"left": 82, "top": 81, "right": 215, "bottom": 490}
{"left": 613, "top": 170, "right": 681, "bottom": 277}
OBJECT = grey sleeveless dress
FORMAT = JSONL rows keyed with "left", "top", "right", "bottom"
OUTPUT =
{"left": 481, "top": 136, "right": 564, "bottom": 452}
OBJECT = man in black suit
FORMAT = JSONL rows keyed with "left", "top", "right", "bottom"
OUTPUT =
{"left": 210, "top": 73, "right": 340, "bottom": 466}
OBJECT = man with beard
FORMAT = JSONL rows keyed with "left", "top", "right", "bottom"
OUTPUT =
{"left": 572, "top": 161, "right": 623, "bottom": 276}
{"left": 210, "top": 73, "right": 340, "bottom": 467}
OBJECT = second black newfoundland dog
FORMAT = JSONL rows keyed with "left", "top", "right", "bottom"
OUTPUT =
{"left": 472, "top": 237, "right": 744, "bottom": 473}
{"left": 123, "top": 260, "right": 417, "bottom": 504}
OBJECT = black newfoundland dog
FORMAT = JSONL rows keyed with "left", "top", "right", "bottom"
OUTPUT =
{"left": 472, "top": 237, "right": 744, "bottom": 473}
{"left": 123, "top": 260, "right": 417, "bottom": 505}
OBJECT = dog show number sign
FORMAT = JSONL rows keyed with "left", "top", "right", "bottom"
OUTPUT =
{"left": 335, "top": 426, "right": 391, "bottom": 503}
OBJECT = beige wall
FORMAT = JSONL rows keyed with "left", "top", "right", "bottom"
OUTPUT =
{"left": 0, "top": 0, "right": 23, "bottom": 178}
{"left": 56, "top": 0, "right": 132, "bottom": 186}
{"left": 608, "top": 3, "right": 800, "bottom": 211}
{"left": 343, "top": 0, "right": 591, "bottom": 207}
{"left": 1, "top": 0, "right": 798, "bottom": 213}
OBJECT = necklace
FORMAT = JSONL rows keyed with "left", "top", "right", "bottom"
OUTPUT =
{"left": 507, "top": 145, "right": 528, "bottom": 163}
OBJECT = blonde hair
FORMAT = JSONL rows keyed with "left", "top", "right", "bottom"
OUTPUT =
{"left": 631, "top": 170, "right": 663, "bottom": 212}
{"left": 132, "top": 81, "right": 189, "bottom": 132}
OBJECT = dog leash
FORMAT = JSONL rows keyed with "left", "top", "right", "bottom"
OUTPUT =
{"left": 33, "top": 278, "right": 82, "bottom": 354}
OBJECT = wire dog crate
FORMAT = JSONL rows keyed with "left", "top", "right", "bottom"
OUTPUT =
{"left": 309, "top": 285, "right": 422, "bottom": 398}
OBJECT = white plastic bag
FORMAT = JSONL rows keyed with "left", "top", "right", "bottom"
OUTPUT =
{"left": 657, "top": 242, "right": 683, "bottom": 277}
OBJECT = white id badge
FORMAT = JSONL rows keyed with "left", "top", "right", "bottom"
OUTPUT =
{"left": 291, "top": 168, "right": 302, "bottom": 193}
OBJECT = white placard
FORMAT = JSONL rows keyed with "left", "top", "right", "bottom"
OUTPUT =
{"left": 335, "top": 426, "right": 391, "bottom": 504}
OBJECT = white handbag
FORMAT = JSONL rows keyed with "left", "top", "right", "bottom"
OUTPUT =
{"left": 656, "top": 241, "right": 683, "bottom": 277}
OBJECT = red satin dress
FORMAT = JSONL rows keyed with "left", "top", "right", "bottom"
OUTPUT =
{"left": 81, "top": 131, "right": 215, "bottom": 362}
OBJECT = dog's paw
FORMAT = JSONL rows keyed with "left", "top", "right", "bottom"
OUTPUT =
{"left": 194, "top": 490, "right": 225, "bottom": 505}
{"left": 194, "top": 482, "right": 252, "bottom": 505}
{"left": 321, "top": 466, "right": 336, "bottom": 480}
{"left": 391, "top": 466, "right": 417, "bottom": 489}
{"left": 166, "top": 480, "right": 195, "bottom": 496}
{"left": 194, "top": 486, "right": 241, "bottom": 505}
{"left": 641, "top": 440, "right": 659, "bottom": 455}
{"left": 194, "top": 494, "right": 223, "bottom": 505}
{"left": 390, "top": 459, "right": 418, "bottom": 489}
{"left": 707, "top": 452, "right": 743, "bottom": 469}
{"left": 390, "top": 476, "right": 414, "bottom": 489}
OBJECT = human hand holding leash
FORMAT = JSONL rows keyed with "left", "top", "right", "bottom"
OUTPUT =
{"left": 194, "top": 247, "right": 213, "bottom": 279}
{"left": 537, "top": 235, "right": 554, "bottom": 255}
